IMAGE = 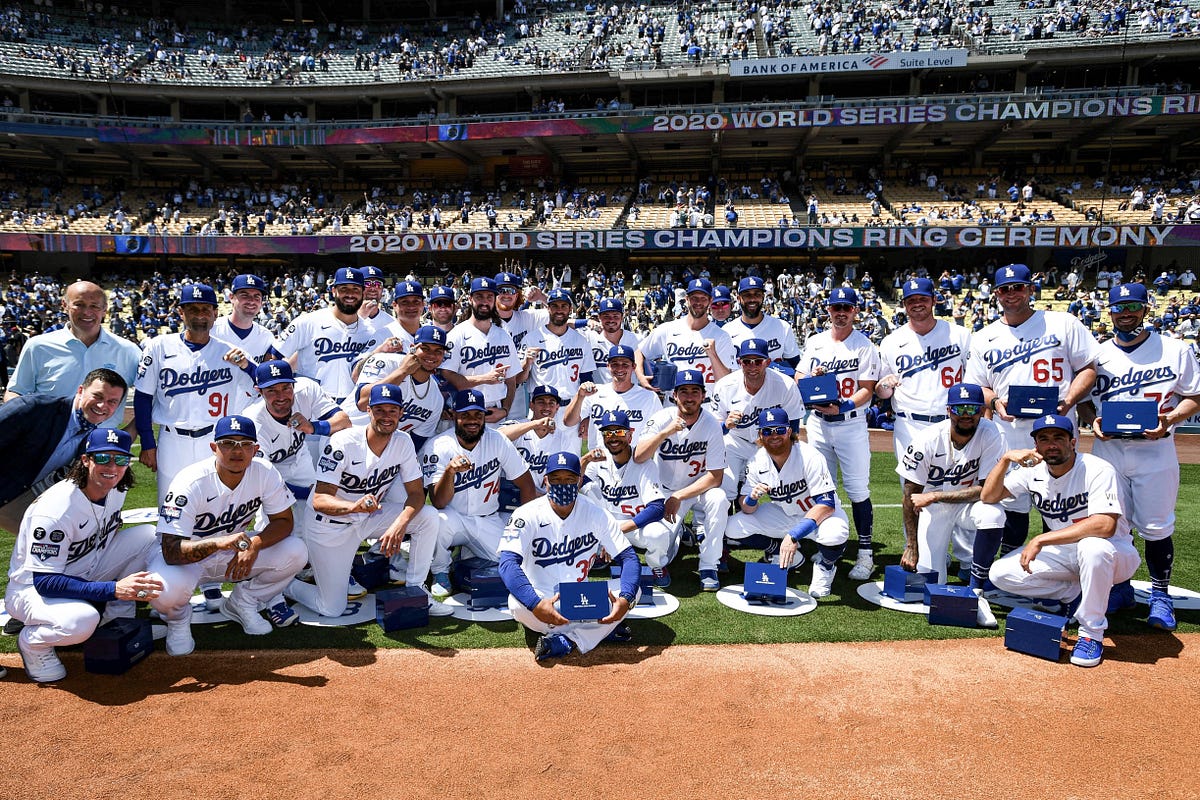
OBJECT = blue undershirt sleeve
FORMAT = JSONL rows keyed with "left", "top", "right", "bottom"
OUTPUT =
{"left": 134, "top": 390, "right": 156, "bottom": 448}
{"left": 614, "top": 546, "right": 641, "bottom": 597}
{"left": 33, "top": 572, "right": 116, "bottom": 602}
{"left": 632, "top": 497, "right": 666, "bottom": 528}
{"left": 498, "top": 551, "right": 542, "bottom": 611}
{"left": 812, "top": 491, "right": 836, "bottom": 509}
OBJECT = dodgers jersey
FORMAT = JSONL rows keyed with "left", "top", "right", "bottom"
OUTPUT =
{"left": 638, "top": 318, "right": 735, "bottom": 385}
{"left": 708, "top": 368, "right": 805, "bottom": 445}
{"left": 879, "top": 320, "right": 971, "bottom": 418}
{"left": 641, "top": 407, "right": 728, "bottom": 491}
{"left": 498, "top": 307, "right": 549, "bottom": 352}
{"left": 7, "top": 479, "right": 126, "bottom": 588}
{"left": 743, "top": 441, "right": 841, "bottom": 518}
{"left": 244, "top": 376, "right": 340, "bottom": 488}
{"left": 583, "top": 454, "right": 665, "bottom": 520}
{"left": 1002, "top": 452, "right": 1132, "bottom": 542}
{"left": 577, "top": 384, "right": 663, "bottom": 452}
{"left": 966, "top": 310, "right": 1097, "bottom": 402}
{"left": 722, "top": 314, "right": 801, "bottom": 363}
{"left": 505, "top": 412, "right": 583, "bottom": 483}
{"left": 420, "top": 426, "right": 529, "bottom": 516}
{"left": 588, "top": 329, "right": 641, "bottom": 384}
{"left": 800, "top": 328, "right": 882, "bottom": 406}
{"left": 381, "top": 320, "right": 419, "bottom": 352}
{"left": 896, "top": 417, "right": 1005, "bottom": 490}
{"left": 341, "top": 353, "right": 446, "bottom": 435}
{"left": 1090, "top": 332, "right": 1200, "bottom": 420}
{"left": 135, "top": 333, "right": 256, "bottom": 428}
{"left": 158, "top": 457, "right": 293, "bottom": 539}
{"left": 275, "top": 308, "right": 379, "bottom": 402}
{"left": 499, "top": 494, "right": 630, "bottom": 591}
{"left": 315, "top": 426, "right": 424, "bottom": 521}
{"left": 525, "top": 325, "right": 595, "bottom": 400}
{"left": 443, "top": 320, "right": 520, "bottom": 407}
{"left": 212, "top": 317, "right": 276, "bottom": 362}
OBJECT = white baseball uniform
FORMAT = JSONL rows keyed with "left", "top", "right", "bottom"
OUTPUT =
{"left": 505, "top": 412, "right": 583, "bottom": 484}
{"left": 638, "top": 318, "right": 735, "bottom": 386}
{"left": 244, "top": 377, "right": 340, "bottom": 495}
{"left": 525, "top": 325, "right": 595, "bottom": 402}
{"left": 499, "top": 494, "right": 633, "bottom": 653}
{"left": 878, "top": 319, "right": 971, "bottom": 461}
{"left": 275, "top": 308, "right": 379, "bottom": 402}
{"left": 498, "top": 307, "right": 550, "bottom": 420}
{"left": 212, "top": 316, "right": 276, "bottom": 362}
{"left": 990, "top": 452, "right": 1140, "bottom": 641}
{"left": 895, "top": 418, "right": 1007, "bottom": 582}
{"left": 341, "top": 353, "right": 446, "bottom": 443}
{"left": 443, "top": 320, "right": 520, "bottom": 409}
{"left": 722, "top": 314, "right": 801, "bottom": 364}
{"left": 577, "top": 383, "right": 663, "bottom": 452}
{"left": 587, "top": 329, "right": 641, "bottom": 384}
{"left": 582, "top": 452, "right": 675, "bottom": 569}
{"left": 708, "top": 368, "right": 805, "bottom": 495}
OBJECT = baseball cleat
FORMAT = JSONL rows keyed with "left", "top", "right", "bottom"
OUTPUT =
{"left": 220, "top": 596, "right": 272, "bottom": 636}
{"left": 347, "top": 575, "right": 369, "bottom": 600}
{"left": 603, "top": 622, "right": 633, "bottom": 643}
{"left": 534, "top": 632, "right": 574, "bottom": 662}
{"left": 847, "top": 549, "right": 874, "bottom": 581}
{"left": 1106, "top": 580, "right": 1136, "bottom": 614}
{"left": 809, "top": 560, "right": 837, "bottom": 598}
{"left": 18, "top": 632, "right": 66, "bottom": 683}
{"left": 974, "top": 590, "right": 998, "bottom": 629}
{"left": 1069, "top": 636, "right": 1103, "bottom": 667}
{"left": 201, "top": 584, "right": 224, "bottom": 613}
{"left": 1147, "top": 590, "right": 1177, "bottom": 631}
{"left": 266, "top": 600, "right": 299, "bottom": 628}
{"left": 429, "top": 573, "right": 453, "bottom": 600}
{"left": 651, "top": 566, "right": 671, "bottom": 588}
{"left": 165, "top": 609, "right": 195, "bottom": 656}
{"left": 3, "top": 617, "right": 25, "bottom": 636}
{"left": 699, "top": 570, "right": 720, "bottom": 592}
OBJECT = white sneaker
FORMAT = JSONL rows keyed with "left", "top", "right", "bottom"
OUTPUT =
{"left": 430, "top": 573, "right": 453, "bottom": 600}
{"left": 347, "top": 575, "right": 369, "bottom": 600}
{"left": 427, "top": 591, "right": 455, "bottom": 617}
{"left": 18, "top": 632, "right": 66, "bottom": 682}
{"left": 809, "top": 561, "right": 837, "bottom": 598}
{"left": 201, "top": 583, "right": 224, "bottom": 612}
{"left": 848, "top": 550, "right": 874, "bottom": 581}
{"left": 165, "top": 614, "right": 195, "bottom": 657}
{"left": 220, "top": 596, "right": 272, "bottom": 636}
{"left": 975, "top": 589, "right": 998, "bottom": 629}
{"left": 389, "top": 554, "right": 409, "bottom": 584}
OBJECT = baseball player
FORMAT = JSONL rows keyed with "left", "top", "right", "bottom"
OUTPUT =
{"left": 421, "top": 389, "right": 538, "bottom": 598}
{"left": 502, "top": 384, "right": 583, "bottom": 484}
{"left": 633, "top": 369, "right": 729, "bottom": 591}
{"left": 722, "top": 276, "right": 801, "bottom": 367}
{"left": 582, "top": 409, "right": 674, "bottom": 586}
{"left": 981, "top": 414, "right": 1140, "bottom": 668}
{"left": 493, "top": 271, "right": 548, "bottom": 421}
{"left": 564, "top": 344, "right": 663, "bottom": 452}
{"left": 133, "top": 283, "right": 257, "bottom": 505}
{"left": 966, "top": 263, "right": 1098, "bottom": 556}
{"left": 426, "top": 285, "right": 459, "bottom": 333}
{"left": 798, "top": 287, "right": 881, "bottom": 581}
{"left": 726, "top": 407, "right": 850, "bottom": 598}
{"left": 148, "top": 416, "right": 308, "bottom": 657}
{"left": 709, "top": 285, "right": 734, "bottom": 327}
{"left": 275, "top": 267, "right": 379, "bottom": 404}
{"left": 212, "top": 274, "right": 276, "bottom": 362}
{"left": 587, "top": 297, "right": 640, "bottom": 384}
{"left": 876, "top": 277, "right": 974, "bottom": 576}
{"left": 358, "top": 265, "right": 395, "bottom": 330}
{"left": 4, "top": 429, "right": 160, "bottom": 682}
{"left": 524, "top": 289, "right": 595, "bottom": 404}
{"left": 351, "top": 279, "right": 427, "bottom": 379}
{"left": 636, "top": 278, "right": 735, "bottom": 389}
{"left": 896, "top": 383, "right": 1006, "bottom": 628}
{"left": 343, "top": 326, "right": 449, "bottom": 451}
{"left": 284, "top": 385, "right": 449, "bottom": 618}
{"left": 498, "top": 451, "right": 641, "bottom": 662}
{"left": 442, "top": 277, "right": 524, "bottom": 423}
{"left": 1078, "top": 282, "right": 1200, "bottom": 631}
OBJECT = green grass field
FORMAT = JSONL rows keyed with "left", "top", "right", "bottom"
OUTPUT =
{"left": 2, "top": 457, "right": 1196, "bottom": 654}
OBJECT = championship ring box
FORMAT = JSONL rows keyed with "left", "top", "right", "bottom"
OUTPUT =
{"left": 1006, "top": 385, "right": 1058, "bottom": 418}
{"left": 1100, "top": 400, "right": 1159, "bottom": 439}
{"left": 798, "top": 374, "right": 840, "bottom": 407}
{"left": 463, "top": 566, "right": 508, "bottom": 610}
{"left": 742, "top": 562, "right": 788, "bottom": 604}
{"left": 452, "top": 556, "right": 496, "bottom": 589}
{"left": 1004, "top": 607, "right": 1068, "bottom": 661}
{"left": 882, "top": 565, "right": 940, "bottom": 602}
{"left": 351, "top": 551, "right": 390, "bottom": 591}
{"left": 608, "top": 563, "right": 656, "bottom": 605}
{"left": 924, "top": 584, "right": 978, "bottom": 627}
{"left": 558, "top": 581, "right": 611, "bottom": 621}
{"left": 84, "top": 618, "right": 153, "bottom": 675}
{"left": 647, "top": 359, "right": 678, "bottom": 392}
{"left": 376, "top": 586, "right": 430, "bottom": 631}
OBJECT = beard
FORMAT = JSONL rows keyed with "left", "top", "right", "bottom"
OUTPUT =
{"left": 334, "top": 295, "right": 363, "bottom": 315}
{"left": 471, "top": 304, "right": 493, "bottom": 321}
{"left": 456, "top": 423, "right": 483, "bottom": 444}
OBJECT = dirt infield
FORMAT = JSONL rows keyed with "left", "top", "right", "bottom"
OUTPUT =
{"left": 3, "top": 635, "right": 1197, "bottom": 800}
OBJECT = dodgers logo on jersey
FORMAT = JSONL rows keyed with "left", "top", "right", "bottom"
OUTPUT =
{"left": 342, "top": 463, "right": 404, "bottom": 495}
{"left": 194, "top": 498, "right": 264, "bottom": 537}
{"left": 925, "top": 458, "right": 981, "bottom": 487}
{"left": 458, "top": 343, "right": 511, "bottom": 370}
{"left": 517, "top": 446, "right": 550, "bottom": 473}
{"left": 314, "top": 337, "right": 373, "bottom": 365}
{"left": 1030, "top": 489, "right": 1089, "bottom": 523}
{"left": 894, "top": 343, "right": 963, "bottom": 378}
{"left": 532, "top": 531, "right": 599, "bottom": 568}
{"left": 665, "top": 342, "right": 708, "bottom": 364}
{"left": 769, "top": 477, "right": 811, "bottom": 505}
{"left": 454, "top": 457, "right": 502, "bottom": 491}
{"left": 590, "top": 406, "right": 645, "bottom": 422}
{"left": 981, "top": 335, "right": 1062, "bottom": 372}
{"left": 160, "top": 365, "right": 235, "bottom": 397}
{"left": 808, "top": 356, "right": 860, "bottom": 376}
{"left": 538, "top": 345, "right": 585, "bottom": 369}
{"left": 1092, "top": 366, "right": 1177, "bottom": 401}
{"left": 658, "top": 438, "right": 708, "bottom": 461}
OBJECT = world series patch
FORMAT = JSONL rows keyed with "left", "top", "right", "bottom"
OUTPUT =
{"left": 31, "top": 542, "right": 60, "bottom": 560}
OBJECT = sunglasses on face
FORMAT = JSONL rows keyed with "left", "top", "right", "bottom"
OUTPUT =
{"left": 601, "top": 428, "right": 629, "bottom": 437}
{"left": 91, "top": 453, "right": 131, "bottom": 466}
{"left": 828, "top": 304, "right": 855, "bottom": 312}
{"left": 996, "top": 284, "right": 1027, "bottom": 295}
{"left": 761, "top": 425, "right": 790, "bottom": 437}
{"left": 739, "top": 357, "right": 766, "bottom": 366}
{"left": 1109, "top": 302, "right": 1144, "bottom": 313}
{"left": 497, "top": 287, "right": 518, "bottom": 295}
{"left": 431, "top": 300, "right": 453, "bottom": 307}
{"left": 364, "top": 280, "right": 383, "bottom": 288}
{"left": 216, "top": 440, "right": 257, "bottom": 452}
{"left": 949, "top": 404, "right": 982, "bottom": 417}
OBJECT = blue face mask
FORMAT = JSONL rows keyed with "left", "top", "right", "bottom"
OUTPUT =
{"left": 546, "top": 482, "right": 578, "bottom": 507}
{"left": 1115, "top": 324, "right": 1144, "bottom": 343}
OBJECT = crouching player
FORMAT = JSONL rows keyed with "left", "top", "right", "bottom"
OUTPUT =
{"left": 725, "top": 408, "right": 849, "bottom": 598}
{"left": 499, "top": 451, "right": 641, "bottom": 662}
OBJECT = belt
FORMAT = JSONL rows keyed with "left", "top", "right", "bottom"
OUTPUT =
{"left": 164, "top": 425, "right": 214, "bottom": 438}
{"left": 896, "top": 412, "right": 947, "bottom": 423}
{"left": 819, "top": 409, "right": 860, "bottom": 422}
{"left": 314, "top": 513, "right": 353, "bottom": 525}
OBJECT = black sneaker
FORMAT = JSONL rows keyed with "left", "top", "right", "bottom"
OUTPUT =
{"left": 3, "top": 618, "right": 24, "bottom": 636}
{"left": 604, "top": 622, "right": 633, "bottom": 643}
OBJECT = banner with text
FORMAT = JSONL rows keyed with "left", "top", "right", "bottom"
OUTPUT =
{"left": 729, "top": 50, "right": 969, "bottom": 78}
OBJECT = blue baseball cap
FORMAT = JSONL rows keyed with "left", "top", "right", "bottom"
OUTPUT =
{"left": 179, "top": 283, "right": 218, "bottom": 306}
{"left": 946, "top": 383, "right": 984, "bottom": 407}
{"left": 1031, "top": 414, "right": 1073, "bottom": 436}
{"left": 429, "top": 286, "right": 456, "bottom": 303}
{"left": 737, "top": 338, "right": 770, "bottom": 360}
{"left": 598, "top": 297, "right": 624, "bottom": 314}
{"left": 231, "top": 274, "right": 266, "bottom": 296}
{"left": 214, "top": 415, "right": 257, "bottom": 441}
{"left": 255, "top": 359, "right": 295, "bottom": 388}
{"left": 995, "top": 263, "right": 1032, "bottom": 287}
{"left": 902, "top": 278, "right": 935, "bottom": 299}
{"left": 361, "top": 266, "right": 384, "bottom": 281}
{"left": 827, "top": 287, "right": 859, "bottom": 306}
{"left": 738, "top": 277, "right": 765, "bottom": 293}
{"left": 608, "top": 345, "right": 636, "bottom": 362}
{"left": 757, "top": 407, "right": 789, "bottom": 429}
{"left": 530, "top": 384, "right": 562, "bottom": 402}
{"left": 712, "top": 285, "right": 732, "bottom": 304}
{"left": 687, "top": 278, "right": 713, "bottom": 297}
{"left": 394, "top": 280, "right": 424, "bottom": 300}
{"left": 413, "top": 325, "right": 447, "bottom": 347}
{"left": 84, "top": 427, "right": 133, "bottom": 456}
{"left": 545, "top": 450, "right": 581, "bottom": 476}
{"left": 598, "top": 409, "right": 631, "bottom": 429}
{"left": 494, "top": 271, "right": 522, "bottom": 288}
{"left": 333, "top": 267, "right": 364, "bottom": 287}
{"left": 454, "top": 389, "right": 486, "bottom": 413}
{"left": 547, "top": 289, "right": 573, "bottom": 304}
{"left": 469, "top": 277, "right": 497, "bottom": 295}
{"left": 674, "top": 369, "right": 705, "bottom": 388}
{"left": 1109, "top": 283, "right": 1149, "bottom": 308}
{"left": 369, "top": 383, "right": 403, "bottom": 407}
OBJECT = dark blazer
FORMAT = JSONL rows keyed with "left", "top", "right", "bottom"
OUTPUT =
{"left": 0, "top": 394, "right": 77, "bottom": 505}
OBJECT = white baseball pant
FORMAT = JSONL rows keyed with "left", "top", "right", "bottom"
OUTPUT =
{"left": 804, "top": 416, "right": 871, "bottom": 502}
{"left": 916, "top": 501, "right": 1006, "bottom": 583}
{"left": 617, "top": 516, "right": 678, "bottom": 570}
{"left": 1091, "top": 438, "right": 1178, "bottom": 541}
{"left": 726, "top": 502, "right": 850, "bottom": 548}
{"left": 155, "top": 426, "right": 219, "bottom": 506}
{"left": 665, "top": 485, "right": 729, "bottom": 572}
{"left": 431, "top": 507, "right": 507, "bottom": 574}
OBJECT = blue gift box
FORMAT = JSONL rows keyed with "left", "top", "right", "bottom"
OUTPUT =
{"left": 925, "top": 583, "right": 978, "bottom": 627}
{"left": 798, "top": 374, "right": 840, "bottom": 406}
{"left": 608, "top": 563, "right": 656, "bottom": 605}
{"left": 743, "top": 562, "right": 788, "bottom": 602}
{"left": 558, "top": 581, "right": 611, "bottom": 620}
{"left": 84, "top": 618, "right": 153, "bottom": 675}
{"left": 451, "top": 556, "right": 495, "bottom": 590}
{"left": 882, "top": 565, "right": 940, "bottom": 602}
{"left": 351, "top": 551, "right": 390, "bottom": 591}
{"left": 464, "top": 566, "right": 508, "bottom": 610}
{"left": 376, "top": 586, "right": 430, "bottom": 631}
{"left": 1004, "top": 606, "right": 1068, "bottom": 661}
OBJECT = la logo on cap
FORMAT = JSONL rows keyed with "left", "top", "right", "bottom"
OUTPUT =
{"left": 192, "top": 287, "right": 202, "bottom": 297}
{"left": 382, "top": 387, "right": 392, "bottom": 397}
{"left": 1005, "top": 268, "right": 1015, "bottom": 277}
{"left": 270, "top": 365, "right": 281, "bottom": 376}
{"left": 767, "top": 411, "right": 776, "bottom": 422}
{"left": 558, "top": 454, "right": 568, "bottom": 465}
{"left": 106, "top": 430, "right": 119, "bottom": 443}
{"left": 1120, "top": 286, "right": 1130, "bottom": 296}
{"left": 230, "top": 419, "right": 242, "bottom": 430}
{"left": 960, "top": 388, "right": 969, "bottom": 398}
{"left": 1044, "top": 416, "right": 1054, "bottom": 424}
{"left": 910, "top": 280, "right": 918, "bottom": 289}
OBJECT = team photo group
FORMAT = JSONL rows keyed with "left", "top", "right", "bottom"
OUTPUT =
{"left": 3, "top": 260, "right": 1196, "bottom": 682}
